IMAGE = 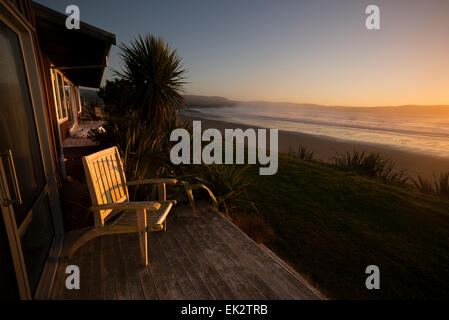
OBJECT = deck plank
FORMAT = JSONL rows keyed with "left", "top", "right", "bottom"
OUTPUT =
{"left": 138, "top": 269, "right": 159, "bottom": 300}
{"left": 208, "top": 208, "right": 319, "bottom": 300}
{"left": 78, "top": 243, "right": 93, "bottom": 299}
{"left": 117, "top": 234, "right": 145, "bottom": 299}
{"left": 195, "top": 212, "right": 281, "bottom": 300}
{"left": 179, "top": 214, "right": 264, "bottom": 300}
{"left": 100, "top": 235, "right": 117, "bottom": 300}
{"left": 170, "top": 214, "right": 238, "bottom": 300}
{"left": 90, "top": 236, "right": 103, "bottom": 299}
{"left": 148, "top": 232, "right": 185, "bottom": 300}
{"left": 201, "top": 212, "right": 296, "bottom": 299}
{"left": 168, "top": 225, "right": 224, "bottom": 299}
{"left": 154, "top": 234, "right": 199, "bottom": 299}
{"left": 110, "top": 234, "right": 131, "bottom": 299}
{"left": 161, "top": 228, "right": 214, "bottom": 300}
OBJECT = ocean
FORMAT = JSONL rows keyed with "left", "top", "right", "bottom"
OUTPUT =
{"left": 181, "top": 102, "right": 449, "bottom": 158}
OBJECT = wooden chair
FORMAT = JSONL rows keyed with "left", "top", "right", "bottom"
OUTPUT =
{"left": 64, "top": 146, "right": 177, "bottom": 266}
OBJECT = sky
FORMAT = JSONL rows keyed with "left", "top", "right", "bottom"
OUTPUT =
{"left": 35, "top": 0, "right": 449, "bottom": 107}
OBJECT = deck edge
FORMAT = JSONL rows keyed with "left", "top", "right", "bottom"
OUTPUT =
{"left": 203, "top": 203, "right": 325, "bottom": 300}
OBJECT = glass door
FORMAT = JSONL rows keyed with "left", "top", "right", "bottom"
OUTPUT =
{"left": 0, "top": 19, "right": 55, "bottom": 299}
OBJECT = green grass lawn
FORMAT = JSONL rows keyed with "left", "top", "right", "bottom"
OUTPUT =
{"left": 237, "top": 154, "right": 449, "bottom": 299}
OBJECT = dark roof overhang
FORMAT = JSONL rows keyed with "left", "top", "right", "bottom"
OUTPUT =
{"left": 32, "top": 2, "right": 116, "bottom": 88}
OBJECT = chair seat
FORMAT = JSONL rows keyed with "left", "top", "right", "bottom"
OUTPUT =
{"left": 108, "top": 202, "right": 173, "bottom": 232}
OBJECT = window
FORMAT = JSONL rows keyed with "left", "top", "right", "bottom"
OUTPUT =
{"left": 76, "top": 87, "right": 82, "bottom": 113}
{"left": 51, "top": 69, "right": 81, "bottom": 123}
{"left": 70, "top": 86, "right": 79, "bottom": 115}
{"left": 51, "top": 70, "right": 62, "bottom": 120}
{"left": 51, "top": 69, "right": 68, "bottom": 122}
{"left": 64, "top": 80, "right": 72, "bottom": 122}
{"left": 57, "top": 73, "right": 67, "bottom": 119}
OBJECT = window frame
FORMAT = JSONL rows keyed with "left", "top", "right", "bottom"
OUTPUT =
{"left": 50, "top": 69, "right": 69, "bottom": 124}
{"left": 76, "top": 86, "right": 82, "bottom": 113}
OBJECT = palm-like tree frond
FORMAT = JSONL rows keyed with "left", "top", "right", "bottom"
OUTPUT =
{"left": 117, "top": 34, "right": 186, "bottom": 125}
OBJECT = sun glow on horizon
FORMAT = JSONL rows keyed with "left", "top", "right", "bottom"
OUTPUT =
{"left": 36, "top": 0, "right": 449, "bottom": 107}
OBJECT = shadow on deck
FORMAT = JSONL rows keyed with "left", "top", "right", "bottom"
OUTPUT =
{"left": 51, "top": 203, "right": 324, "bottom": 300}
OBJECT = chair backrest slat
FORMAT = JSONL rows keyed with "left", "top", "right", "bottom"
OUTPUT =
{"left": 99, "top": 158, "right": 113, "bottom": 203}
{"left": 93, "top": 161, "right": 107, "bottom": 205}
{"left": 103, "top": 157, "right": 116, "bottom": 203}
{"left": 109, "top": 154, "right": 123, "bottom": 199}
{"left": 82, "top": 147, "right": 129, "bottom": 227}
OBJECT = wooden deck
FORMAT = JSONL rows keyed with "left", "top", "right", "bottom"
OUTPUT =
{"left": 51, "top": 203, "right": 323, "bottom": 300}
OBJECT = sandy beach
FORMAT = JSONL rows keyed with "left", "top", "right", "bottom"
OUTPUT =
{"left": 182, "top": 115, "right": 449, "bottom": 178}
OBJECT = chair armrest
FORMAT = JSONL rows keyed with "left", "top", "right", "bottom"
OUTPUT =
{"left": 90, "top": 202, "right": 161, "bottom": 212}
{"left": 158, "top": 200, "right": 178, "bottom": 205}
{"left": 127, "top": 179, "right": 178, "bottom": 186}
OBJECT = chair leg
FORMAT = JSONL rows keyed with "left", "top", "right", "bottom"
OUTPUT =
{"left": 159, "top": 183, "right": 167, "bottom": 233}
{"left": 136, "top": 208, "right": 148, "bottom": 266}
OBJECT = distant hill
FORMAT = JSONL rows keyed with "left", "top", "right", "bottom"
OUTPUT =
{"left": 183, "top": 95, "right": 237, "bottom": 108}
{"left": 79, "top": 88, "right": 449, "bottom": 114}
{"left": 79, "top": 90, "right": 235, "bottom": 109}
{"left": 79, "top": 88, "right": 102, "bottom": 104}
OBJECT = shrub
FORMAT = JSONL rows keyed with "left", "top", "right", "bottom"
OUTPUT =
{"left": 412, "top": 172, "right": 449, "bottom": 200}
{"left": 288, "top": 145, "right": 314, "bottom": 161}
{"left": 332, "top": 150, "right": 409, "bottom": 186}
{"left": 193, "top": 164, "right": 259, "bottom": 217}
{"left": 437, "top": 172, "right": 449, "bottom": 198}
{"left": 98, "top": 79, "right": 136, "bottom": 118}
